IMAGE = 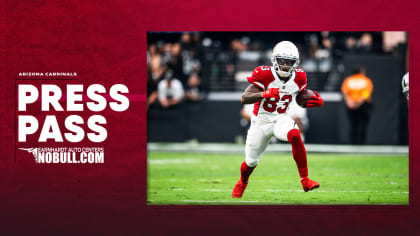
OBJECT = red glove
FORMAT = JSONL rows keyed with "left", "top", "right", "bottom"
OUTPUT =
{"left": 306, "top": 91, "right": 324, "bottom": 108}
{"left": 261, "top": 88, "right": 280, "bottom": 99}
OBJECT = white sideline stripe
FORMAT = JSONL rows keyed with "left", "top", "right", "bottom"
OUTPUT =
{"left": 148, "top": 159, "right": 200, "bottom": 164}
{"left": 207, "top": 92, "right": 342, "bottom": 102}
{"left": 190, "top": 189, "right": 408, "bottom": 194}
{"left": 207, "top": 92, "right": 242, "bottom": 101}
{"left": 265, "top": 190, "right": 408, "bottom": 194}
{"left": 179, "top": 200, "right": 403, "bottom": 205}
{"left": 148, "top": 143, "right": 408, "bottom": 155}
{"left": 319, "top": 92, "right": 342, "bottom": 102}
{"left": 181, "top": 200, "right": 288, "bottom": 204}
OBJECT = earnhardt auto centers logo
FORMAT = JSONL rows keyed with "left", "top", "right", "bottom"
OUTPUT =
{"left": 19, "top": 147, "right": 104, "bottom": 164}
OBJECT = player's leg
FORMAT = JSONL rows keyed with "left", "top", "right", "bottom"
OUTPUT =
{"left": 274, "top": 115, "right": 307, "bottom": 177}
{"left": 355, "top": 108, "right": 365, "bottom": 144}
{"left": 347, "top": 108, "right": 358, "bottom": 144}
{"left": 359, "top": 103, "right": 371, "bottom": 144}
{"left": 232, "top": 120, "right": 271, "bottom": 198}
{"left": 273, "top": 115, "right": 319, "bottom": 192}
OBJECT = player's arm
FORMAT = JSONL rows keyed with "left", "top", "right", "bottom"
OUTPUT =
{"left": 241, "top": 84, "right": 263, "bottom": 104}
{"left": 241, "top": 84, "right": 280, "bottom": 104}
{"left": 295, "top": 69, "right": 323, "bottom": 108}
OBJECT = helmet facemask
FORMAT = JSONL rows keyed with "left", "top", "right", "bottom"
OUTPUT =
{"left": 402, "top": 72, "right": 409, "bottom": 100}
{"left": 272, "top": 55, "right": 299, "bottom": 78}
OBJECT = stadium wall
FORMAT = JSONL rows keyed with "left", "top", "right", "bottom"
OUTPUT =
{"left": 336, "top": 54, "right": 407, "bottom": 145}
{"left": 148, "top": 55, "right": 408, "bottom": 145}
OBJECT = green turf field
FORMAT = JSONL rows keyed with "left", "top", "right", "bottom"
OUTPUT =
{"left": 147, "top": 152, "right": 408, "bottom": 205}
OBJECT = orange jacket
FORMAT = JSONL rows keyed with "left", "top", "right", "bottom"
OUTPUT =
{"left": 341, "top": 73, "right": 373, "bottom": 102}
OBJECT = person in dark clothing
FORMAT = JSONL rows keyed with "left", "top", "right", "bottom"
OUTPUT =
{"left": 341, "top": 68, "right": 374, "bottom": 144}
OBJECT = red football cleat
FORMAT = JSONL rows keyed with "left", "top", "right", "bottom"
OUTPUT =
{"left": 301, "top": 177, "right": 320, "bottom": 192}
{"left": 232, "top": 179, "right": 248, "bottom": 198}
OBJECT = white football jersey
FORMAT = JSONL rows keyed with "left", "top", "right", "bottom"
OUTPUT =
{"left": 247, "top": 66, "right": 307, "bottom": 122}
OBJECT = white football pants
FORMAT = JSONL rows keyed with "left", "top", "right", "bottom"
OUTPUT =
{"left": 245, "top": 115, "right": 298, "bottom": 167}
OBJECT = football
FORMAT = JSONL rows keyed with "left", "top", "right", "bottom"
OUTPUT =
{"left": 296, "top": 89, "right": 315, "bottom": 108}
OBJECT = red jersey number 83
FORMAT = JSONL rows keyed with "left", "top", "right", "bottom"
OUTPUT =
{"left": 262, "top": 94, "right": 292, "bottom": 114}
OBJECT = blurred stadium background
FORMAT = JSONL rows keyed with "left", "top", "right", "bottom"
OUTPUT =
{"left": 147, "top": 32, "right": 408, "bottom": 204}
{"left": 147, "top": 31, "right": 408, "bottom": 148}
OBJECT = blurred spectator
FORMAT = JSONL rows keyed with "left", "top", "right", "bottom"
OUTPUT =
{"left": 161, "top": 42, "right": 173, "bottom": 65}
{"left": 345, "top": 36, "right": 357, "bottom": 52}
{"left": 341, "top": 67, "right": 374, "bottom": 144}
{"left": 181, "top": 32, "right": 192, "bottom": 49}
{"left": 321, "top": 31, "right": 333, "bottom": 50}
{"left": 147, "top": 33, "right": 205, "bottom": 103}
{"left": 148, "top": 31, "right": 402, "bottom": 94}
{"left": 158, "top": 71, "right": 184, "bottom": 108}
{"left": 181, "top": 32, "right": 202, "bottom": 79}
{"left": 383, "top": 31, "right": 407, "bottom": 53}
{"left": 147, "top": 65, "right": 158, "bottom": 109}
{"left": 359, "top": 33, "right": 373, "bottom": 52}
{"left": 344, "top": 33, "right": 376, "bottom": 54}
{"left": 184, "top": 73, "right": 202, "bottom": 101}
{"left": 231, "top": 38, "right": 248, "bottom": 52}
{"left": 316, "top": 32, "right": 334, "bottom": 72}
{"left": 168, "top": 42, "right": 184, "bottom": 80}
{"left": 148, "top": 44, "right": 166, "bottom": 81}
{"left": 316, "top": 31, "right": 333, "bottom": 57}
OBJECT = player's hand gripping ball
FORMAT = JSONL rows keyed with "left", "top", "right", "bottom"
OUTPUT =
{"left": 296, "top": 89, "right": 324, "bottom": 108}
{"left": 262, "top": 88, "right": 280, "bottom": 99}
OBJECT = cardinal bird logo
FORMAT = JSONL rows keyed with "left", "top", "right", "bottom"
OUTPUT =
{"left": 18, "top": 148, "right": 39, "bottom": 162}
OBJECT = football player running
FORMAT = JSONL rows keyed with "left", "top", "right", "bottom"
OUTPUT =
{"left": 232, "top": 41, "right": 324, "bottom": 198}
